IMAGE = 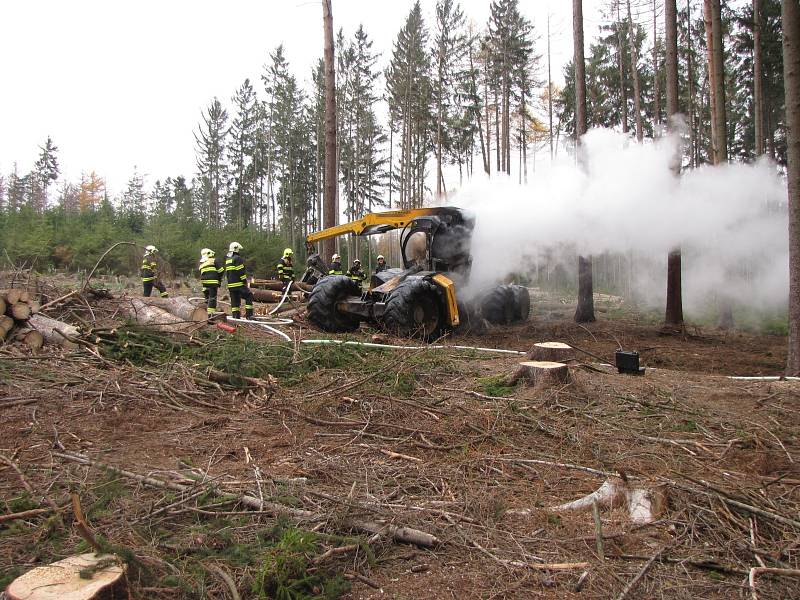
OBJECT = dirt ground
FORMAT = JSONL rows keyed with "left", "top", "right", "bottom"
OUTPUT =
{"left": 1, "top": 280, "right": 798, "bottom": 599}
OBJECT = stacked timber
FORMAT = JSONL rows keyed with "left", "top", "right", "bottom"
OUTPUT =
{"left": 1, "top": 289, "right": 78, "bottom": 350}
{"left": 251, "top": 278, "right": 314, "bottom": 293}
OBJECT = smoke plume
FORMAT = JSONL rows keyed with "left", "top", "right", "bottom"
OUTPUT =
{"left": 452, "top": 128, "right": 788, "bottom": 318}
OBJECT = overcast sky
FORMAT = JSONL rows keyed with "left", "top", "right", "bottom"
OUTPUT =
{"left": 1, "top": 0, "right": 613, "bottom": 196}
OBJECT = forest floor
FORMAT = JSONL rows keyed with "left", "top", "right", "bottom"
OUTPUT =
{"left": 1, "top": 273, "right": 798, "bottom": 599}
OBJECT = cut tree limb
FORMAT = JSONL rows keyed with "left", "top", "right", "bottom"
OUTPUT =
{"left": 117, "top": 298, "right": 201, "bottom": 333}
{"left": 134, "top": 296, "right": 207, "bottom": 322}
{"left": 552, "top": 478, "right": 666, "bottom": 525}
{"left": 5, "top": 553, "right": 128, "bottom": 600}
{"left": 27, "top": 313, "right": 80, "bottom": 349}
{"left": 54, "top": 451, "right": 440, "bottom": 548}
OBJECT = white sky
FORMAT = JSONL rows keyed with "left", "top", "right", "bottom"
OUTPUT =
{"left": 1, "top": 0, "right": 611, "bottom": 197}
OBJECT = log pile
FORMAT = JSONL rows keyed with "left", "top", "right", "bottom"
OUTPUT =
{"left": 1, "top": 289, "right": 78, "bottom": 350}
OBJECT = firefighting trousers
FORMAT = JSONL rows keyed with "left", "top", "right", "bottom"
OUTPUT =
{"left": 229, "top": 286, "right": 254, "bottom": 318}
{"left": 203, "top": 286, "right": 218, "bottom": 313}
{"left": 143, "top": 279, "right": 168, "bottom": 298}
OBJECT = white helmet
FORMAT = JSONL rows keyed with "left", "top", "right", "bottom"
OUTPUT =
{"left": 331, "top": 253, "right": 340, "bottom": 261}
{"left": 229, "top": 242, "right": 243, "bottom": 253}
{"left": 200, "top": 247, "right": 214, "bottom": 259}
{"left": 377, "top": 254, "right": 385, "bottom": 261}
{"left": 145, "top": 245, "right": 158, "bottom": 255}
{"left": 353, "top": 259, "right": 361, "bottom": 266}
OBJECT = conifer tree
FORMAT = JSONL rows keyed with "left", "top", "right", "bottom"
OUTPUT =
{"left": 229, "top": 78, "right": 258, "bottom": 229}
{"left": 194, "top": 97, "right": 229, "bottom": 228}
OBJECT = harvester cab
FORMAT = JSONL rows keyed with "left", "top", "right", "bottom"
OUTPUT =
{"left": 304, "top": 207, "right": 528, "bottom": 341}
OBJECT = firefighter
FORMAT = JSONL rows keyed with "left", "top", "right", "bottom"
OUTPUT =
{"left": 375, "top": 254, "right": 389, "bottom": 273}
{"left": 347, "top": 259, "right": 366, "bottom": 285}
{"left": 329, "top": 253, "right": 344, "bottom": 275}
{"left": 276, "top": 248, "right": 294, "bottom": 286}
{"left": 141, "top": 245, "right": 168, "bottom": 297}
{"left": 225, "top": 242, "right": 254, "bottom": 319}
{"left": 199, "top": 248, "right": 224, "bottom": 316}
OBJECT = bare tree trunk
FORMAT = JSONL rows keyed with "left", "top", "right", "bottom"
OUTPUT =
{"left": 653, "top": 0, "right": 661, "bottom": 130}
{"left": 687, "top": 0, "right": 696, "bottom": 167}
{"left": 322, "top": 0, "right": 338, "bottom": 261}
{"left": 753, "top": 0, "right": 765, "bottom": 157}
{"left": 664, "top": 0, "right": 684, "bottom": 328}
{"left": 485, "top": 55, "right": 492, "bottom": 176}
{"left": 704, "top": 0, "right": 718, "bottom": 162}
{"left": 784, "top": 0, "right": 800, "bottom": 375}
{"left": 574, "top": 0, "right": 595, "bottom": 324}
{"left": 627, "top": 0, "right": 645, "bottom": 142}
{"left": 616, "top": 1, "right": 630, "bottom": 133}
{"left": 548, "top": 12, "right": 554, "bottom": 159}
{"left": 495, "top": 88, "right": 501, "bottom": 172}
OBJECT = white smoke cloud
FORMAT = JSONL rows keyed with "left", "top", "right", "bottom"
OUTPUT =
{"left": 452, "top": 128, "right": 788, "bottom": 317}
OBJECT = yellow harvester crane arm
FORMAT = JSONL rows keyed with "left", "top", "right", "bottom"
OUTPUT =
{"left": 305, "top": 208, "right": 443, "bottom": 244}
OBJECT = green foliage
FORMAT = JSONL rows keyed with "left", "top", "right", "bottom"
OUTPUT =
{"left": 0, "top": 205, "right": 289, "bottom": 278}
{"left": 99, "top": 327, "right": 383, "bottom": 388}
{"left": 252, "top": 525, "right": 349, "bottom": 600}
{"left": 478, "top": 375, "right": 515, "bottom": 398}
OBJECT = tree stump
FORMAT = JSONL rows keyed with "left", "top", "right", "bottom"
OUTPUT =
{"left": 5, "top": 552, "right": 128, "bottom": 600}
{"left": 526, "top": 342, "right": 575, "bottom": 362}
{"left": 505, "top": 361, "right": 572, "bottom": 387}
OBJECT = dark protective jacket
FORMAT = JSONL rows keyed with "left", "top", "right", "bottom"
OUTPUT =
{"left": 347, "top": 266, "right": 366, "bottom": 283}
{"left": 225, "top": 252, "right": 248, "bottom": 288}
{"left": 141, "top": 256, "right": 158, "bottom": 282}
{"left": 375, "top": 262, "right": 389, "bottom": 273}
{"left": 199, "top": 256, "right": 224, "bottom": 287}
{"left": 277, "top": 257, "right": 295, "bottom": 283}
{"left": 329, "top": 261, "right": 343, "bottom": 275}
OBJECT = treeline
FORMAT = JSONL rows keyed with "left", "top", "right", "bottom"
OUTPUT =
{"left": 0, "top": 0, "right": 786, "bottom": 275}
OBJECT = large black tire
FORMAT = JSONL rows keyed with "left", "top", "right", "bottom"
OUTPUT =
{"left": 383, "top": 279, "right": 444, "bottom": 341}
{"left": 307, "top": 275, "right": 362, "bottom": 333}
{"left": 481, "top": 285, "right": 515, "bottom": 325}
{"left": 509, "top": 284, "right": 531, "bottom": 322}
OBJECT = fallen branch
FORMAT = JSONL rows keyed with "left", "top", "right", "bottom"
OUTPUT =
{"left": 55, "top": 451, "right": 440, "bottom": 548}
{"left": 614, "top": 546, "right": 667, "bottom": 600}
{"left": 749, "top": 567, "right": 800, "bottom": 600}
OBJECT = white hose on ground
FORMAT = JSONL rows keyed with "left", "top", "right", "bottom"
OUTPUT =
{"left": 300, "top": 339, "right": 526, "bottom": 355}
{"left": 229, "top": 317, "right": 292, "bottom": 342}
{"left": 268, "top": 281, "right": 294, "bottom": 315}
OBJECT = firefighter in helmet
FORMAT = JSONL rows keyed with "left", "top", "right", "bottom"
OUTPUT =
{"left": 375, "top": 254, "right": 389, "bottom": 274}
{"left": 347, "top": 259, "right": 366, "bottom": 285}
{"left": 141, "top": 245, "right": 168, "bottom": 297}
{"left": 199, "top": 248, "right": 224, "bottom": 316}
{"left": 328, "top": 253, "right": 343, "bottom": 275}
{"left": 277, "top": 248, "right": 295, "bottom": 286}
{"left": 225, "top": 242, "right": 254, "bottom": 319}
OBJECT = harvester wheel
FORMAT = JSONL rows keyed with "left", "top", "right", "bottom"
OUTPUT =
{"left": 481, "top": 284, "right": 515, "bottom": 325}
{"left": 307, "top": 275, "right": 362, "bottom": 333}
{"left": 509, "top": 284, "right": 531, "bottom": 322}
{"left": 383, "top": 279, "right": 443, "bottom": 341}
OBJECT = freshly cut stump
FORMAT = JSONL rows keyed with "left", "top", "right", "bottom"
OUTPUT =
{"left": 5, "top": 552, "right": 128, "bottom": 600}
{"left": 551, "top": 478, "right": 667, "bottom": 525}
{"left": 505, "top": 361, "right": 572, "bottom": 387}
{"left": 526, "top": 342, "right": 575, "bottom": 362}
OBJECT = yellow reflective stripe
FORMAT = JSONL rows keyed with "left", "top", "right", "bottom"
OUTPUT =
{"left": 142, "top": 277, "right": 156, "bottom": 282}
{"left": 228, "top": 282, "right": 244, "bottom": 288}
{"left": 201, "top": 280, "right": 220, "bottom": 285}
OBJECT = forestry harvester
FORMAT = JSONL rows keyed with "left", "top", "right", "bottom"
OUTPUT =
{"left": 302, "top": 207, "right": 530, "bottom": 341}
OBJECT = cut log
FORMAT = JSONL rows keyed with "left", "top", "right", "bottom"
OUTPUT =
{"left": 135, "top": 296, "right": 206, "bottom": 322}
{"left": 251, "top": 279, "right": 314, "bottom": 293}
{"left": 250, "top": 289, "right": 305, "bottom": 304}
{"left": 27, "top": 314, "right": 79, "bottom": 349}
{"left": 207, "top": 367, "right": 276, "bottom": 390}
{"left": 118, "top": 298, "right": 199, "bottom": 333}
{"left": 5, "top": 552, "right": 128, "bottom": 600}
{"left": 526, "top": 342, "right": 575, "bottom": 362}
{"left": 504, "top": 361, "right": 572, "bottom": 387}
{"left": 1, "top": 289, "right": 24, "bottom": 305}
{"left": 0, "top": 314, "right": 14, "bottom": 341}
{"left": 9, "top": 302, "right": 31, "bottom": 321}
{"left": 16, "top": 328, "right": 45, "bottom": 351}
{"left": 29, "top": 300, "right": 41, "bottom": 314}
{"left": 0, "top": 295, "right": 6, "bottom": 316}
{"left": 17, "top": 290, "right": 32, "bottom": 304}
